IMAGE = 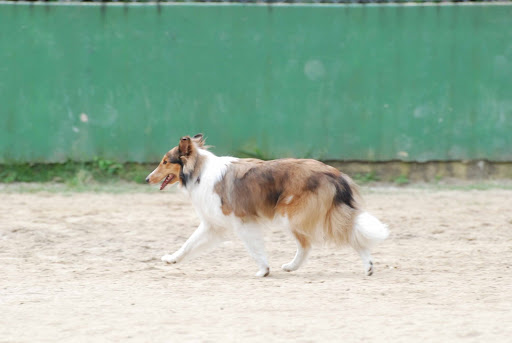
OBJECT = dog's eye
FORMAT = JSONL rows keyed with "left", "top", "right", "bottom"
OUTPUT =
{"left": 163, "top": 160, "right": 167, "bottom": 165}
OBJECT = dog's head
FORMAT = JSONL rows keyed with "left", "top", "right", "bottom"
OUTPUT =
{"left": 145, "top": 134, "right": 205, "bottom": 190}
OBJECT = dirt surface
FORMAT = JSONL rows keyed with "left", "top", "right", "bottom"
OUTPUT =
{"left": 1, "top": 185, "right": 511, "bottom": 342}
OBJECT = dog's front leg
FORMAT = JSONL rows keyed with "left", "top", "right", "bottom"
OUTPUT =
{"left": 236, "top": 223, "right": 270, "bottom": 277}
{"left": 161, "top": 222, "right": 223, "bottom": 264}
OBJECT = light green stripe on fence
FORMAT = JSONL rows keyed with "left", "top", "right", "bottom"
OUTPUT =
{"left": 1, "top": 3, "right": 511, "bottom": 162}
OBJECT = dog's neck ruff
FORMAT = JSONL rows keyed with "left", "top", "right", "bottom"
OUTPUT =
{"left": 178, "top": 149, "right": 237, "bottom": 226}
{"left": 182, "top": 150, "right": 235, "bottom": 194}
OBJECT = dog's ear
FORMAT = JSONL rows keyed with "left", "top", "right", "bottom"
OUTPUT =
{"left": 192, "top": 133, "right": 205, "bottom": 147}
{"left": 178, "top": 136, "right": 192, "bottom": 157}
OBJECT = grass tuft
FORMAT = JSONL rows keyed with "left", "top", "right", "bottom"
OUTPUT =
{"left": 353, "top": 171, "right": 380, "bottom": 184}
{"left": 394, "top": 174, "right": 410, "bottom": 185}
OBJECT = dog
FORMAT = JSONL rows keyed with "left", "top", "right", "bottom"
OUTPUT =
{"left": 146, "top": 134, "right": 389, "bottom": 277}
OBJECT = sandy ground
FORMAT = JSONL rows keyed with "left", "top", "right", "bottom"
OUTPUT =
{"left": 1, "top": 184, "right": 511, "bottom": 342}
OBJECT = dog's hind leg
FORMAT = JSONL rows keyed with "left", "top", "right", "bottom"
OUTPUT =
{"left": 161, "top": 222, "right": 224, "bottom": 264}
{"left": 350, "top": 212, "right": 389, "bottom": 276}
{"left": 281, "top": 231, "right": 311, "bottom": 272}
{"left": 356, "top": 248, "right": 374, "bottom": 276}
{"left": 236, "top": 223, "right": 270, "bottom": 277}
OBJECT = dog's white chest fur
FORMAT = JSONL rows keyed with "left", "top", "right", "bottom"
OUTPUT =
{"left": 185, "top": 152, "right": 238, "bottom": 228}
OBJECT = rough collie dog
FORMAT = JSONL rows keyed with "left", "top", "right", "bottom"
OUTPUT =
{"left": 146, "top": 134, "right": 389, "bottom": 277}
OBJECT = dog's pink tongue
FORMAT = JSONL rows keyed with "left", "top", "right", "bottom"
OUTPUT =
{"left": 160, "top": 175, "right": 170, "bottom": 190}
{"left": 159, "top": 175, "right": 174, "bottom": 190}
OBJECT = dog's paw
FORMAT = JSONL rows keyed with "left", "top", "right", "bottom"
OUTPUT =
{"left": 366, "top": 261, "right": 374, "bottom": 276}
{"left": 281, "top": 262, "right": 297, "bottom": 272}
{"left": 255, "top": 267, "right": 270, "bottom": 277}
{"left": 161, "top": 254, "right": 178, "bottom": 264}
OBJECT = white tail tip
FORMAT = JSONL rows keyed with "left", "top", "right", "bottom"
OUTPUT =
{"left": 354, "top": 212, "right": 389, "bottom": 243}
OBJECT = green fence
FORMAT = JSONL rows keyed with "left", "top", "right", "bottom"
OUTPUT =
{"left": 1, "top": 3, "right": 511, "bottom": 163}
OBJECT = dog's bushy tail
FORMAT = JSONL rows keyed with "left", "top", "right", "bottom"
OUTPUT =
{"left": 350, "top": 211, "right": 389, "bottom": 250}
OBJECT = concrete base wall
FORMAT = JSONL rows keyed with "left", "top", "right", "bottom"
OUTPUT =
{"left": 328, "top": 161, "right": 512, "bottom": 182}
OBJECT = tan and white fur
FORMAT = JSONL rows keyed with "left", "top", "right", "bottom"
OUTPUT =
{"left": 146, "top": 134, "right": 389, "bottom": 277}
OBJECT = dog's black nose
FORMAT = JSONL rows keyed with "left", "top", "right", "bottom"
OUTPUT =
{"left": 145, "top": 177, "right": 150, "bottom": 183}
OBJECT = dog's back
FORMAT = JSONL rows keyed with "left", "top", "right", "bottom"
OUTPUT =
{"left": 214, "top": 158, "right": 361, "bottom": 246}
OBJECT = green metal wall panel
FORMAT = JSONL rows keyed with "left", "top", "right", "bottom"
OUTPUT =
{"left": 1, "top": 3, "right": 511, "bottom": 163}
